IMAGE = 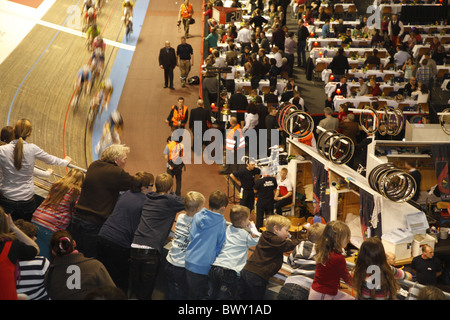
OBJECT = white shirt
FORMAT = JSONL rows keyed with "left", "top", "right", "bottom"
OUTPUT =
{"left": 0, "top": 140, "right": 69, "bottom": 201}
{"left": 411, "top": 90, "right": 429, "bottom": 104}
{"left": 394, "top": 50, "right": 410, "bottom": 67}
{"left": 243, "top": 113, "right": 259, "bottom": 132}
{"left": 236, "top": 27, "right": 251, "bottom": 44}
{"left": 273, "top": 52, "right": 283, "bottom": 68}
{"left": 277, "top": 177, "right": 293, "bottom": 197}
{"left": 225, "top": 66, "right": 237, "bottom": 80}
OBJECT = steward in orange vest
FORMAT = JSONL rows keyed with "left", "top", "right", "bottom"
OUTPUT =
{"left": 164, "top": 135, "right": 184, "bottom": 196}
{"left": 226, "top": 118, "right": 245, "bottom": 152}
{"left": 166, "top": 97, "right": 189, "bottom": 130}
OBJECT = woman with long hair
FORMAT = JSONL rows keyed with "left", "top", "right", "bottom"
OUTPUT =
{"left": 0, "top": 119, "right": 72, "bottom": 221}
{"left": 0, "top": 208, "right": 40, "bottom": 300}
{"left": 353, "top": 237, "right": 407, "bottom": 300}
{"left": 31, "top": 168, "right": 85, "bottom": 259}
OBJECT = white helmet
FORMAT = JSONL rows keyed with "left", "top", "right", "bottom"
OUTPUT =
{"left": 88, "top": 7, "right": 94, "bottom": 15}
{"left": 105, "top": 78, "right": 112, "bottom": 88}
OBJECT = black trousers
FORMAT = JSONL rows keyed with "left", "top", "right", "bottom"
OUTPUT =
{"left": 275, "top": 197, "right": 292, "bottom": 215}
{"left": 128, "top": 247, "right": 161, "bottom": 300}
{"left": 167, "top": 165, "right": 183, "bottom": 196}
{"left": 256, "top": 200, "right": 274, "bottom": 230}
{"left": 163, "top": 66, "right": 174, "bottom": 87}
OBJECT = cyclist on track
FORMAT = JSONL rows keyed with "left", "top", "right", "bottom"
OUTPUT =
{"left": 82, "top": 0, "right": 95, "bottom": 15}
{"left": 83, "top": 7, "right": 97, "bottom": 32}
{"left": 86, "top": 23, "right": 101, "bottom": 51}
{"left": 91, "top": 78, "right": 113, "bottom": 118}
{"left": 89, "top": 47, "right": 105, "bottom": 84}
{"left": 92, "top": 35, "right": 106, "bottom": 54}
{"left": 122, "top": 0, "right": 134, "bottom": 33}
{"left": 73, "top": 65, "right": 92, "bottom": 107}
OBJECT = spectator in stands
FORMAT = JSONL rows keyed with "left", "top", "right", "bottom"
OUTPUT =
{"left": 416, "top": 59, "right": 433, "bottom": 89}
{"left": 285, "top": 32, "right": 296, "bottom": 78}
{"left": 31, "top": 168, "right": 85, "bottom": 259}
{"left": 250, "top": 54, "right": 264, "bottom": 89}
{"left": 129, "top": 173, "right": 185, "bottom": 300}
{"left": 321, "top": 20, "right": 331, "bottom": 38}
{"left": 185, "top": 190, "right": 228, "bottom": 300}
{"left": 370, "top": 29, "right": 384, "bottom": 47}
{"left": 228, "top": 87, "right": 249, "bottom": 123}
{"left": 68, "top": 144, "right": 133, "bottom": 258}
{"left": 297, "top": 19, "right": 309, "bottom": 68}
{"left": 238, "top": 215, "right": 300, "bottom": 300}
{"left": 272, "top": 46, "right": 283, "bottom": 73}
{"left": 317, "top": 107, "right": 339, "bottom": 134}
{"left": 353, "top": 237, "right": 406, "bottom": 300}
{"left": 249, "top": 9, "right": 268, "bottom": 30}
{"left": 0, "top": 210, "right": 40, "bottom": 300}
{"left": 402, "top": 57, "right": 415, "bottom": 82}
{"left": 369, "top": 77, "right": 382, "bottom": 96}
{"left": 326, "top": 76, "right": 349, "bottom": 108}
{"left": 165, "top": 191, "right": 205, "bottom": 300}
{"left": 45, "top": 230, "right": 116, "bottom": 300}
{"left": 338, "top": 113, "right": 360, "bottom": 145}
{"left": 394, "top": 44, "right": 410, "bottom": 68}
{"left": 96, "top": 171, "right": 153, "bottom": 295}
{"left": 205, "top": 27, "right": 219, "bottom": 51}
{"left": 412, "top": 83, "right": 430, "bottom": 105}
{"left": 317, "top": 6, "right": 330, "bottom": 22}
{"left": 406, "top": 28, "right": 422, "bottom": 51}
{"left": 411, "top": 244, "right": 442, "bottom": 286}
{"left": 271, "top": 23, "right": 285, "bottom": 51}
{"left": 259, "top": 31, "right": 271, "bottom": 53}
{"left": 242, "top": 102, "right": 259, "bottom": 133}
{"left": 14, "top": 219, "right": 50, "bottom": 300}
{"left": 333, "top": 18, "right": 346, "bottom": 38}
{"left": 364, "top": 49, "right": 382, "bottom": 69}
{"left": 208, "top": 205, "right": 260, "bottom": 300}
{"left": 308, "top": 220, "right": 353, "bottom": 300}
{"left": 403, "top": 77, "right": 418, "bottom": 97}
{"left": 0, "top": 119, "right": 71, "bottom": 222}
{"left": 328, "top": 47, "right": 350, "bottom": 79}
{"left": 278, "top": 223, "right": 326, "bottom": 300}
{"left": 356, "top": 77, "right": 370, "bottom": 96}
{"left": 432, "top": 45, "right": 446, "bottom": 65}
{"left": 342, "top": 29, "right": 353, "bottom": 46}
{"left": 423, "top": 52, "right": 437, "bottom": 83}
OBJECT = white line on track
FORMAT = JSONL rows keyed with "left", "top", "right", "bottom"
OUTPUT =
{"left": 0, "top": 8, "right": 135, "bottom": 51}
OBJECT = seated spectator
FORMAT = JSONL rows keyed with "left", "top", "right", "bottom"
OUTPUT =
{"left": 394, "top": 44, "right": 410, "bottom": 67}
{"left": 321, "top": 20, "right": 331, "bottom": 38}
{"left": 338, "top": 113, "right": 360, "bottom": 145}
{"left": 44, "top": 230, "right": 116, "bottom": 300}
{"left": 14, "top": 219, "right": 50, "bottom": 300}
{"left": 370, "top": 29, "right": 384, "bottom": 47}
{"left": 369, "top": 77, "right": 381, "bottom": 96}
{"left": 404, "top": 77, "right": 418, "bottom": 97}
{"left": 333, "top": 18, "right": 346, "bottom": 38}
{"left": 242, "top": 102, "right": 259, "bottom": 133}
{"left": 0, "top": 210, "right": 40, "bottom": 300}
{"left": 412, "top": 83, "right": 430, "bottom": 104}
{"left": 264, "top": 86, "right": 279, "bottom": 104}
{"left": 364, "top": 49, "right": 381, "bottom": 69}
{"left": 274, "top": 167, "right": 293, "bottom": 215}
{"left": 317, "top": 107, "right": 339, "bottom": 134}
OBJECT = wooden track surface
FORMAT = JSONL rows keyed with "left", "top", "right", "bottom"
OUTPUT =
{"left": 0, "top": 0, "right": 229, "bottom": 201}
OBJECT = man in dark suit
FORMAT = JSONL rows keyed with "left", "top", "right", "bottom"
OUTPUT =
{"left": 189, "top": 99, "right": 212, "bottom": 152}
{"left": 280, "top": 83, "right": 294, "bottom": 102}
{"left": 159, "top": 41, "right": 177, "bottom": 89}
{"left": 228, "top": 87, "right": 248, "bottom": 123}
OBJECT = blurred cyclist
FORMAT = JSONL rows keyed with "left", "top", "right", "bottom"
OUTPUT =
{"left": 122, "top": 0, "right": 134, "bottom": 33}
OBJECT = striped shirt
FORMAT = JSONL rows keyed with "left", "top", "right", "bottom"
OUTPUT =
{"left": 31, "top": 189, "right": 79, "bottom": 232}
{"left": 358, "top": 266, "right": 407, "bottom": 300}
{"left": 16, "top": 256, "right": 50, "bottom": 300}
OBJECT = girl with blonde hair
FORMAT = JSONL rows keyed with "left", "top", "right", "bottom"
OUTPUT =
{"left": 309, "top": 220, "right": 354, "bottom": 300}
{"left": 0, "top": 119, "right": 72, "bottom": 222}
{"left": 31, "top": 168, "right": 85, "bottom": 259}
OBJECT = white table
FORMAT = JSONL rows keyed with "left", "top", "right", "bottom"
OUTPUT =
{"left": 234, "top": 78, "right": 287, "bottom": 95}
{"left": 322, "top": 69, "right": 404, "bottom": 83}
{"left": 307, "top": 38, "right": 373, "bottom": 51}
{"left": 310, "top": 47, "right": 388, "bottom": 59}
{"left": 325, "top": 81, "right": 405, "bottom": 96}
{"left": 333, "top": 96, "right": 418, "bottom": 111}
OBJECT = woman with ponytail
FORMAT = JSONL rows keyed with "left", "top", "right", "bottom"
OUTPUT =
{"left": 0, "top": 119, "right": 72, "bottom": 221}
{"left": 44, "top": 230, "right": 116, "bottom": 300}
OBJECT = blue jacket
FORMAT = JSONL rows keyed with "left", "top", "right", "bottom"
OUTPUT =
{"left": 184, "top": 208, "right": 226, "bottom": 275}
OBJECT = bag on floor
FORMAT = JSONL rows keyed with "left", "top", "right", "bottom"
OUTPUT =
{"left": 188, "top": 76, "right": 199, "bottom": 85}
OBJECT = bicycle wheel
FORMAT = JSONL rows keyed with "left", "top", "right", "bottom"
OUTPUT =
{"left": 440, "top": 108, "right": 450, "bottom": 135}
{"left": 359, "top": 106, "right": 378, "bottom": 134}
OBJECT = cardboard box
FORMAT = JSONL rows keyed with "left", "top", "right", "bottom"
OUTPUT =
{"left": 382, "top": 229, "right": 414, "bottom": 261}
{"left": 405, "top": 212, "right": 429, "bottom": 235}
{"left": 412, "top": 234, "right": 436, "bottom": 257}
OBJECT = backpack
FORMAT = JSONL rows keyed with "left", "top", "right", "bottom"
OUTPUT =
{"left": 188, "top": 76, "right": 199, "bottom": 85}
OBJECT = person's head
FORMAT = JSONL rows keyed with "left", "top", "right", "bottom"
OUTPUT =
{"left": 272, "top": 46, "right": 279, "bottom": 53}
{"left": 404, "top": 160, "right": 415, "bottom": 170}
{"left": 353, "top": 237, "right": 398, "bottom": 299}
{"left": 422, "top": 59, "right": 428, "bottom": 67}
{"left": 229, "top": 116, "right": 238, "bottom": 126}
{"left": 280, "top": 167, "right": 288, "bottom": 180}
{"left": 346, "top": 113, "right": 355, "bottom": 122}
{"left": 358, "top": 77, "right": 365, "bottom": 85}
{"left": 307, "top": 223, "right": 325, "bottom": 243}
{"left": 0, "top": 126, "right": 14, "bottom": 144}
{"left": 12, "top": 119, "right": 33, "bottom": 170}
{"left": 180, "top": 36, "right": 187, "bottom": 44}
{"left": 13, "top": 219, "right": 37, "bottom": 241}
{"left": 184, "top": 191, "right": 206, "bottom": 216}
{"left": 410, "top": 77, "right": 416, "bottom": 85}
{"left": 43, "top": 168, "right": 85, "bottom": 206}
{"left": 420, "top": 83, "right": 429, "bottom": 94}
{"left": 268, "top": 106, "right": 277, "bottom": 116}
{"left": 324, "top": 107, "right": 333, "bottom": 117}
{"left": 421, "top": 244, "right": 434, "bottom": 260}
{"left": 100, "top": 144, "right": 130, "bottom": 168}
{"left": 246, "top": 160, "right": 256, "bottom": 171}
{"left": 229, "top": 205, "right": 250, "bottom": 228}
{"left": 338, "top": 47, "right": 344, "bottom": 56}
{"left": 392, "top": 14, "right": 397, "bottom": 21}
{"left": 208, "top": 190, "right": 229, "bottom": 214}
{"left": 177, "top": 97, "right": 185, "bottom": 107}
{"left": 340, "top": 76, "right": 347, "bottom": 84}
{"left": 155, "top": 173, "right": 173, "bottom": 194}
{"left": 416, "top": 286, "right": 447, "bottom": 300}
{"left": 298, "top": 18, "right": 304, "bottom": 27}
{"left": 314, "top": 220, "right": 351, "bottom": 265}
{"left": 165, "top": 41, "right": 171, "bottom": 48}
{"left": 247, "top": 102, "right": 257, "bottom": 115}
{"left": 197, "top": 99, "right": 204, "bottom": 108}
{"left": 265, "top": 215, "right": 291, "bottom": 240}
{"left": 50, "top": 230, "right": 76, "bottom": 257}
{"left": 130, "top": 171, "right": 154, "bottom": 194}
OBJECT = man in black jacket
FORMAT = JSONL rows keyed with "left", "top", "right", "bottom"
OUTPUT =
{"left": 297, "top": 19, "right": 309, "bottom": 68}
{"left": 159, "top": 41, "right": 177, "bottom": 89}
{"left": 329, "top": 47, "right": 349, "bottom": 78}
{"left": 189, "top": 99, "right": 212, "bottom": 152}
{"left": 228, "top": 88, "right": 248, "bottom": 123}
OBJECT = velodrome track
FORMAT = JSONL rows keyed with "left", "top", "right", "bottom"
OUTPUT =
{"left": 0, "top": 0, "right": 229, "bottom": 201}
